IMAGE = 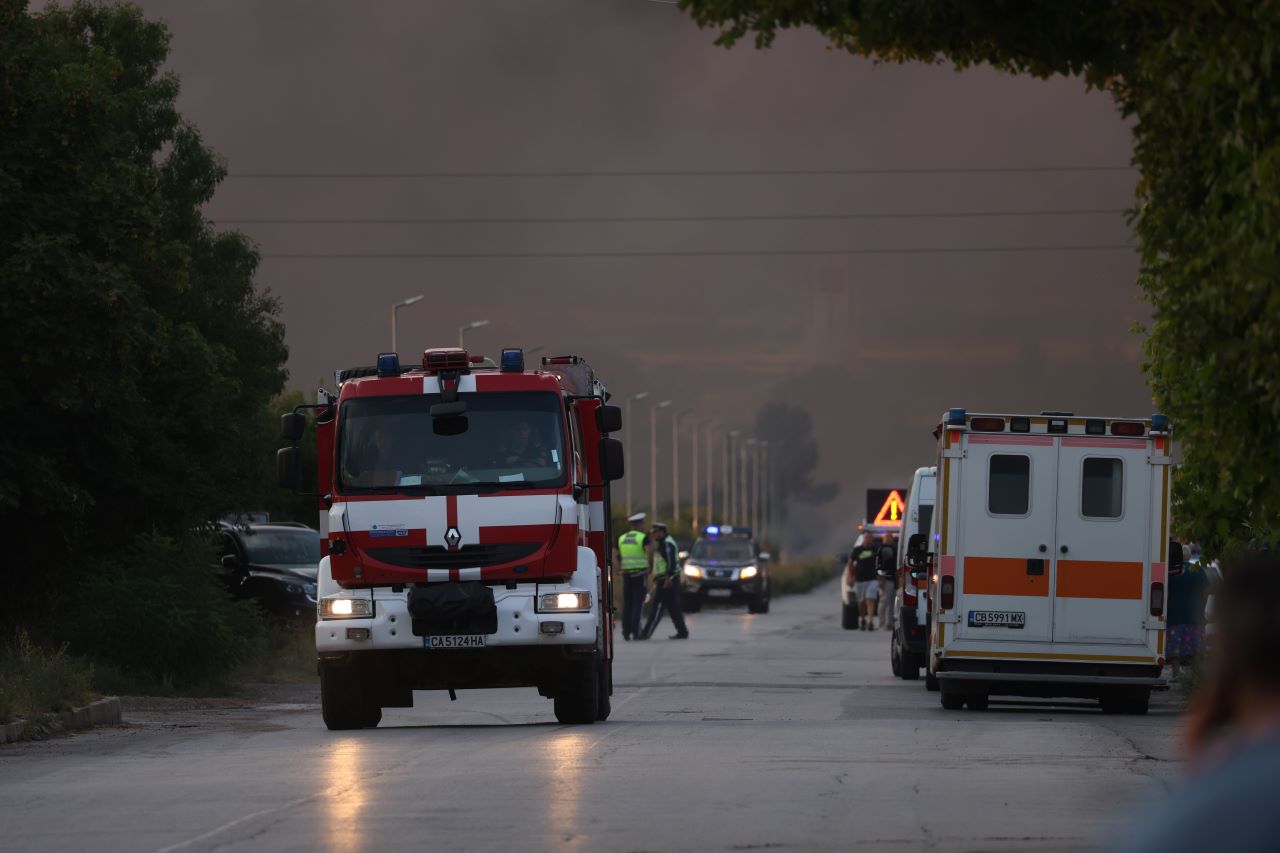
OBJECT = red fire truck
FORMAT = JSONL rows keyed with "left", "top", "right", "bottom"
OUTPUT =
{"left": 278, "top": 347, "right": 624, "bottom": 729}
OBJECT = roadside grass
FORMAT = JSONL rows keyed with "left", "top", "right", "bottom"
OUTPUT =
{"left": 234, "top": 622, "right": 317, "bottom": 684}
{"left": 768, "top": 559, "right": 840, "bottom": 596}
{"left": 0, "top": 630, "right": 95, "bottom": 725}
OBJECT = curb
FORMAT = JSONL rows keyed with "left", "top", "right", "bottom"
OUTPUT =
{"left": 0, "top": 697, "right": 122, "bottom": 744}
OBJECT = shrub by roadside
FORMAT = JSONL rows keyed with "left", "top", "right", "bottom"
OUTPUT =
{"left": 0, "top": 630, "right": 94, "bottom": 725}
{"left": 768, "top": 559, "right": 839, "bottom": 596}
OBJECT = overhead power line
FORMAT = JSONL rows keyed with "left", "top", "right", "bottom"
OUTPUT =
{"left": 225, "top": 166, "right": 1135, "bottom": 179}
{"left": 260, "top": 244, "right": 1134, "bottom": 260}
{"left": 213, "top": 207, "right": 1128, "bottom": 226}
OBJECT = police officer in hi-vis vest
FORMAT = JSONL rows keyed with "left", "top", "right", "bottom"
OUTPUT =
{"left": 614, "top": 512, "right": 653, "bottom": 641}
{"left": 640, "top": 521, "right": 689, "bottom": 640}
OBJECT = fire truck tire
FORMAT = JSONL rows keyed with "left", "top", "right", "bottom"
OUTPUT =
{"left": 553, "top": 659, "right": 600, "bottom": 725}
{"left": 841, "top": 602, "right": 859, "bottom": 630}
{"left": 320, "top": 665, "right": 380, "bottom": 731}
{"left": 940, "top": 686, "right": 966, "bottom": 711}
{"left": 595, "top": 659, "right": 612, "bottom": 722}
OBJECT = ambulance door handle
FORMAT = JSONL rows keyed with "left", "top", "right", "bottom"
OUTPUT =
{"left": 1060, "top": 545, "right": 1069, "bottom": 555}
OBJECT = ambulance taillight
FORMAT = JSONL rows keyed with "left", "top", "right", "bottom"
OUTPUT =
{"left": 940, "top": 575, "right": 955, "bottom": 611}
{"left": 1149, "top": 581, "right": 1165, "bottom": 618}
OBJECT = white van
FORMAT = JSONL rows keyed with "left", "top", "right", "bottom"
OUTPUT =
{"left": 890, "top": 466, "right": 935, "bottom": 680}
{"left": 908, "top": 409, "right": 1176, "bottom": 714}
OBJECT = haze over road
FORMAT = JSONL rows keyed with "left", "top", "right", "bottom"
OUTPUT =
{"left": 0, "top": 581, "right": 1179, "bottom": 852}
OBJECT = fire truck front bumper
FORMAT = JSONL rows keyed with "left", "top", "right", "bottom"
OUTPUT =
{"left": 315, "top": 583, "right": 599, "bottom": 654}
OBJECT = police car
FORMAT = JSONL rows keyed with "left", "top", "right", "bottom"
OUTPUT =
{"left": 679, "top": 525, "right": 771, "bottom": 614}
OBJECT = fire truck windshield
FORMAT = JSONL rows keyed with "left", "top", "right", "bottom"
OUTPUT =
{"left": 337, "top": 391, "right": 568, "bottom": 493}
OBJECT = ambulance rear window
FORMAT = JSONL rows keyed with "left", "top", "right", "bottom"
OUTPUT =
{"left": 1081, "top": 457, "right": 1124, "bottom": 518}
{"left": 988, "top": 455, "right": 1030, "bottom": 515}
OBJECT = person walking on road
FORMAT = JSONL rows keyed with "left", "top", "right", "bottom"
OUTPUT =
{"left": 640, "top": 521, "right": 689, "bottom": 640}
{"left": 614, "top": 512, "right": 652, "bottom": 641}
{"left": 854, "top": 536, "right": 881, "bottom": 630}
{"left": 877, "top": 534, "right": 899, "bottom": 631}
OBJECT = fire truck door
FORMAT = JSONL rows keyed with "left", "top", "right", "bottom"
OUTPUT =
{"left": 1051, "top": 438, "right": 1150, "bottom": 644}
{"left": 954, "top": 436, "right": 1057, "bottom": 643}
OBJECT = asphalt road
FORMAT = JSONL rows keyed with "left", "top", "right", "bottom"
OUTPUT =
{"left": 1, "top": 579, "right": 1183, "bottom": 853}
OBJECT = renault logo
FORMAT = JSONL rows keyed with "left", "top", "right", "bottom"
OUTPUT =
{"left": 444, "top": 527, "right": 462, "bottom": 549}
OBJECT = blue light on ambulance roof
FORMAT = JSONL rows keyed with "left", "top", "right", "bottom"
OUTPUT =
{"left": 1151, "top": 413, "right": 1170, "bottom": 432}
{"left": 704, "top": 525, "right": 719, "bottom": 535}
{"left": 376, "top": 352, "right": 400, "bottom": 377}
{"left": 947, "top": 407, "right": 966, "bottom": 426}
{"left": 501, "top": 348, "right": 524, "bottom": 373}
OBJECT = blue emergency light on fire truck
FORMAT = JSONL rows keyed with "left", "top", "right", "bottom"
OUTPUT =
{"left": 276, "top": 347, "right": 626, "bottom": 730}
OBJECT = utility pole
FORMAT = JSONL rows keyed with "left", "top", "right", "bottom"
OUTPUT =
{"left": 673, "top": 408, "right": 692, "bottom": 526}
{"left": 758, "top": 441, "right": 769, "bottom": 541}
{"left": 727, "top": 429, "right": 740, "bottom": 524}
{"left": 650, "top": 400, "right": 672, "bottom": 518}
{"left": 391, "top": 294, "right": 424, "bottom": 352}
{"left": 693, "top": 419, "right": 712, "bottom": 530}
{"left": 625, "top": 392, "right": 648, "bottom": 516}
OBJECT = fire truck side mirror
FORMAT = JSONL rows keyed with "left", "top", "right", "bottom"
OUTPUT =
{"left": 280, "top": 412, "right": 306, "bottom": 442}
{"left": 276, "top": 446, "right": 300, "bottom": 491}
{"left": 906, "top": 532, "right": 929, "bottom": 569}
{"left": 599, "top": 437, "right": 624, "bottom": 482}
{"left": 595, "top": 405, "right": 622, "bottom": 434}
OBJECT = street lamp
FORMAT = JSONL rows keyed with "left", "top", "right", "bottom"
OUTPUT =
{"left": 625, "top": 392, "right": 648, "bottom": 516}
{"left": 458, "top": 319, "right": 489, "bottom": 349}
{"left": 391, "top": 294, "right": 424, "bottom": 352}
{"left": 744, "top": 438, "right": 758, "bottom": 530}
{"left": 693, "top": 419, "right": 713, "bottom": 530}
{"left": 757, "top": 441, "right": 769, "bottom": 540}
{"left": 726, "top": 429, "right": 740, "bottom": 524}
{"left": 673, "top": 408, "right": 693, "bottom": 525}
{"left": 650, "top": 400, "right": 672, "bottom": 518}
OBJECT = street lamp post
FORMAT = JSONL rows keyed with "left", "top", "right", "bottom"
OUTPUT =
{"left": 625, "top": 392, "right": 648, "bottom": 516}
{"left": 744, "top": 439, "right": 758, "bottom": 531}
{"left": 726, "top": 429, "right": 740, "bottom": 524}
{"left": 458, "top": 319, "right": 489, "bottom": 349}
{"left": 673, "top": 408, "right": 693, "bottom": 526}
{"left": 693, "top": 419, "right": 712, "bottom": 530}
{"left": 758, "top": 441, "right": 769, "bottom": 541}
{"left": 705, "top": 421, "right": 715, "bottom": 526}
{"left": 650, "top": 400, "right": 672, "bottom": 518}
{"left": 391, "top": 294, "right": 424, "bottom": 352}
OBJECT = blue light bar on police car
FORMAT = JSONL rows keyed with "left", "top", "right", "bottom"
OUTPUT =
{"left": 376, "top": 352, "right": 400, "bottom": 377}
{"left": 704, "top": 525, "right": 719, "bottom": 535}
{"left": 501, "top": 348, "right": 524, "bottom": 373}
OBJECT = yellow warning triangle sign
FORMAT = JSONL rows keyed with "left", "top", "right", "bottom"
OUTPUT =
{"left": 872, "top": 489, "right": 906, "bottom": 527}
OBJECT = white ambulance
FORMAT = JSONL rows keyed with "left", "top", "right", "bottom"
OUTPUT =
{"left": 908, "top": 409, "right": 1178, "bottom": 714}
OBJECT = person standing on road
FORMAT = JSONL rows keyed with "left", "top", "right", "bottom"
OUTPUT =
{"left": 1167, "top": 548, "right": 1210, "bottom": 681}
{"left": 876, "top": 533, "right": 898, "bottom": 631}
{"left": 614, "top": 512, "right": 652, "bottom": 641}
{"left": 854, "top": 536, "right": 881, "bottom": 630}
{"left": 640, "top": 521, "right": 689, "bottom": 640}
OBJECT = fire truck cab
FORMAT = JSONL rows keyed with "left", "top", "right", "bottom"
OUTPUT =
{"left": 910, "top": 409, "right": 1177, "bottom": 714}
{"left": 278, "top": 347, "right": 623, "bottom": 729}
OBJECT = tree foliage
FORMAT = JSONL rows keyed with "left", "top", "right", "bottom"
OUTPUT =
{"left": 753, "top": 402, "right": 837, "bottom": 509}
{"left": 680, "top": 0, "right": 1280, "bottom": 555}
{"left": 0, "top": 0, "right": 287, "bottom": 625}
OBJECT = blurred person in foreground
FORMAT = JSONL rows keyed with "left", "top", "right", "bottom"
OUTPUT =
{"left": 1114, "top": 551, "right": 1280, "bottom": 852}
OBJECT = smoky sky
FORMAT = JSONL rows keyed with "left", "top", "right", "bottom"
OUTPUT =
{"left": 137, "top": 0, "right": 1146, "bottom": 553}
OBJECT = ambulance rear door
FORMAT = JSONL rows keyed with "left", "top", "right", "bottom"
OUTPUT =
{"left": 1051, "top": 436, "right": 1151, "bottom": 644}
{"left": 954, "top": 435, "right": 1057, "bottom": 643}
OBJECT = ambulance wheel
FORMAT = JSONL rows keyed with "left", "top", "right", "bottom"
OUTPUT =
{"left": 320, "top": 664, "right": 380, "bottom": 731}
{"left": 890, "top": 636, "right": 902, "bottom": 677}
{"left": 1125, "top": 690, "right": 1151, "bottom": 715}
{"left": 899, "top": 642, "right": 921, "bottom": 681}
{"left": 683, "top": 594, "right": 702, "bottom": 613}
{"left": 940, "top": 686, "right": 965, "bottom": 711}
{"left": 595, "top": 658, "right": 612, "bottom": 722}
{"left": 925, "top": 670, "right": 940, "bottom": 692}
{"left": 554, "top": 658, "right": 599, "bottom": 725}
{"left": 841, "top": 602, "right": 859, "bottom": 630}
{"left": 965, "top": 693, "right": 989, "bottom": 711}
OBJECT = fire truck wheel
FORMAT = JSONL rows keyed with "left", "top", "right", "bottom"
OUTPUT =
{"left": 320, "top": 665, "right": 381, "bottom": 731}
{"left": 841, "top": 602, "right": 858, "bottom": 630}
{"left": 553, "top": 659, "right": 600, "bottom": 724}
{"left": 595, "top": 659, "right": 612, "bottom": 722}
{"left": 940, "top": 686, "right": 966, "bottom": 711}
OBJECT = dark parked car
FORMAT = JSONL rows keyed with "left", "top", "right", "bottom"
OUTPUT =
{"left": 214, "top": 522, "right": 319, "bottom": 619}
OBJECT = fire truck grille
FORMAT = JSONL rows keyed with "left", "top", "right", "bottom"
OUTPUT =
{"left": 367, "top": 543, "right": 542, "bottom": 570}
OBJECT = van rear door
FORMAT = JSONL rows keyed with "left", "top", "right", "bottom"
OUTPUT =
{"left": 955, "top": 435, "right": 1057, "bottom": 643}
{"left": 1051, "top": 437, "right": 1150, "bottom": 644}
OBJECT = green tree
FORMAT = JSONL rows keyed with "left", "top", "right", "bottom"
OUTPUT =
{"left": 679, "top": 0, "right": 1280, "bottom": 555}
{"left": 0, "top": 0, "right": 287, "bottom": 629}
{"left": 753, "top": 402, "right": 836, "bottom": 509}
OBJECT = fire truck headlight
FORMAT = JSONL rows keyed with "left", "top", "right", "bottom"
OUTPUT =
{"left": 537, "top": 591, "right": 591, "bottom": 613}
{"left": 739, "top": 565, "right": 758, "bottom": 580}
{"left": 320, "top": 597, "right": 374, "bottom": 619}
